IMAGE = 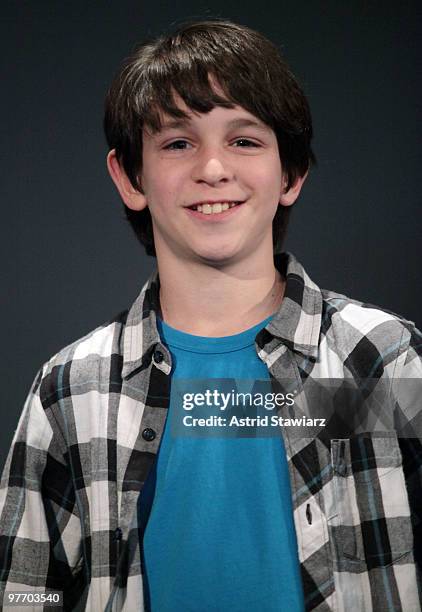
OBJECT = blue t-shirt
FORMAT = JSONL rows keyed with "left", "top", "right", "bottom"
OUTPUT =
{"left": 139, "top": 316, "right": 304, "bottom": 611}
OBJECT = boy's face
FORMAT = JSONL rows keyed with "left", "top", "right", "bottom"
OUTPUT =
{"left": 108, "top": 95, "right": 305, "bottom": 267}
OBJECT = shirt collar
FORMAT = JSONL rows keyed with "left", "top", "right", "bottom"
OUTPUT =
{"left": 121, "top": 252, "right": 322, "bottom": 378}
{"left": 269, "top": 252, "right": 322, "bottom": 359}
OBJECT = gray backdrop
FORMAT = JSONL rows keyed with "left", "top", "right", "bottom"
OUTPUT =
{"left": 2, "top": 1, "right": 421, "bottom": 470}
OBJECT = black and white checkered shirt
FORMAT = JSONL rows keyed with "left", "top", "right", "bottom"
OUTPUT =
{"left": 1, "top": 252, "right": 421, "bottom": 611}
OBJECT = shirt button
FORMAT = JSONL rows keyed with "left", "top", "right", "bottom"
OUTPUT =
{"left": 153, "top": 350, "right": 164, "bottom": 364}
{"left": 142, "top": 427, "right": 156, "bottom": 442}
{"left": 114, "top": 527, "right": 122, "bottom": 541}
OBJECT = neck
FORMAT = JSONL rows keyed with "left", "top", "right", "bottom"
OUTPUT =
{"left": 156, "top": 249, "right": 285, "bottom": 337}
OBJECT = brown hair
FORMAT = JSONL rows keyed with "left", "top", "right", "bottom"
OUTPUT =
{"left": 104, "top": 19, "right": 315, "bottom": 256}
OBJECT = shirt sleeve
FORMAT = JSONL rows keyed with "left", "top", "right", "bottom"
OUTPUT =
{"left": 395, "top": 324, "right": 422, "bottom": 583}
{"left": 0, "top": 367, "right": 85, "bottom": 610}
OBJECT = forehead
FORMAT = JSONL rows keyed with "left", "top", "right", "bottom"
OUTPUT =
{"left": 147, "top": 93, "right": 271, "bottom": 135}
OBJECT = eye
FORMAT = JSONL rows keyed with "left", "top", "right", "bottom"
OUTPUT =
{"left": 232, "top": 138, "right": 260, "bottom": 148}
{"left": 163, "top": 139, "right": 191, "bottom": 150}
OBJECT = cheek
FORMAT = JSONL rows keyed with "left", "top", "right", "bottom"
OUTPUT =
{"left": 250, "top": 157, "right": 282, "bottom": 191}
{"left": 152, "top": 167, "right": 184, "bottom": 197}
{"left": 255, "top": 173, "right": 283, "bottom": 200}
{"left": 140, "top": 154, "right": 179, "bottom": 196}
{"left": 143, "top": 176, "right": 178, "bottom": 210}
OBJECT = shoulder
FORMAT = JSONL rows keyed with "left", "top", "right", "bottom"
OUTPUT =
{"left": 318, "top": 287, "right": 418, "bottom": 377}
{"left": 321, "top": 287, "right": 415, "bottom": 333}
{"left": 37, "top": 309, "right": 129, "bottom": 406}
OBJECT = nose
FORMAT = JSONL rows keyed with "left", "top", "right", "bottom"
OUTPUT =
{"left": 192, "top": 152, "right": 234, "bottom": 185}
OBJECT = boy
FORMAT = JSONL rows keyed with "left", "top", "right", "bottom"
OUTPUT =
{"left": 1, "top": 19, "right": 421, "bottom": 612}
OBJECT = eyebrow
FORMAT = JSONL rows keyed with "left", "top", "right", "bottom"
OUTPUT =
{"left": 159, "top": 117, "right": 270, "bottom": 133}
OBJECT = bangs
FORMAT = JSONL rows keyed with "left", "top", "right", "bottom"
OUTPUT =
{"left": 136, "top": 65, "right": 243, "bottom": 133}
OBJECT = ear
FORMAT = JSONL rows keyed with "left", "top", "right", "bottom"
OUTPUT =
{"left": 106, "top": 149, "right": 147, "bottom": 211}
{"left": 279, "top": 170, "right": 308, "bottom": 207}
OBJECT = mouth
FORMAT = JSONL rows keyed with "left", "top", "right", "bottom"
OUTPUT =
{"left": 186, "top": 201, "right": 244, "bottom": 216}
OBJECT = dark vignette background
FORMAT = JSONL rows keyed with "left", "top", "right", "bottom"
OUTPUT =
{"left": 1, "top": 1, "right": 421, "bottom": 470}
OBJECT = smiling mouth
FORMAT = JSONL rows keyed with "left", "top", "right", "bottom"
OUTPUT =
{"left": 187, "top": 201, "right": 243, "bottom": 215}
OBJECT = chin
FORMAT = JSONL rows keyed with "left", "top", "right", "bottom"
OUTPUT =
{"left": 194, "top": 246, "right": 242, "bottom": 267}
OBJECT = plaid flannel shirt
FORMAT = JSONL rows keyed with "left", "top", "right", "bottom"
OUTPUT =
{"left": 1, "top": 252, "right": 421, "bottom": 611}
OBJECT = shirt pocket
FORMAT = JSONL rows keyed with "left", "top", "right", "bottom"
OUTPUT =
{"left": 329, "top": 431, "right": 413, "bottom": 571}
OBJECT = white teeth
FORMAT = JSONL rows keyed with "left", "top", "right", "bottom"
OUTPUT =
{"left": 194, "top": 202, "right": 239, "bottom": 214}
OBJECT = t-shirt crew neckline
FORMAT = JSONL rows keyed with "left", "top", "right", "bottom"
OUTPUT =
{"left": 156, "top": 314, "right": 274, "bottom": 354}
